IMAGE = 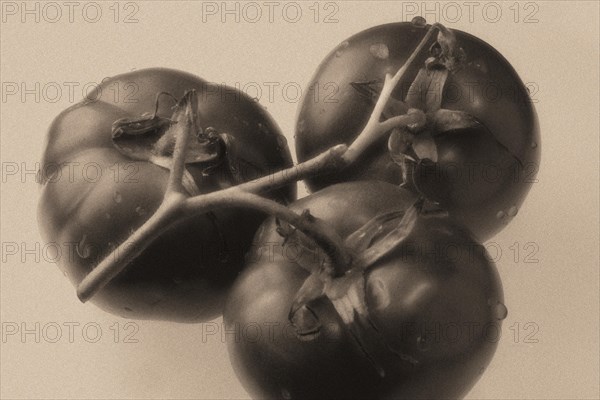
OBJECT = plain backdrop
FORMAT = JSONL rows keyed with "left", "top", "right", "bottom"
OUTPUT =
{"left": 1, "top": 1, "right": 599, "bottom": 399}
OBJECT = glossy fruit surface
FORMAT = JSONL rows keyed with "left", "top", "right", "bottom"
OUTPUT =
{"left": 225, "top": 181, "right": 504, "bottom": 399}
{"left": 295, "top": 21, "right": 540, "bottom": 240}
{"left": 38, "top": 68, "right": 295, "bottom": 322}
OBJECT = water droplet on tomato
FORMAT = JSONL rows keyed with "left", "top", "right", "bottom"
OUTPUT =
{"left": 113, "top": 190, "right": 122, "bottom": 203}
{"left": 494, "top": 302, "right": 508, "bottom": 320}
{"left": 257, "top": 122, "right": 269, "bottom": 135}
{"left": 496, "top": 210, "right": 506, "bottom": 219}
{"left": 507, "top": 205, "right": 518, "bottom": 217}
{"left": 411, "top": 16, "right": 427, "bottom": 26}
{"left": 417, "top": 335, "right": 430, "bottom": 351}
{"left": 77, "top": 235, "right": 92, "bottom": 259}
{"left": 335, "top": 41, "right": 349, "bottom": 57}
{"left": 276, "top": 135, "right": 288, "bottom": 150}
{"left": 281, "top": 388, "right": 292, "bottom": 399}
{"left": 135, "top": 206, "right": 147, "bottom": 216}
{"left": 370, "top": 43, "right": 390, "bottom": 60}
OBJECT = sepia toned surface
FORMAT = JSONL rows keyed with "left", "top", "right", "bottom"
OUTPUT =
{"left": 1, "top": 1, "right": 598, "bottom": 399}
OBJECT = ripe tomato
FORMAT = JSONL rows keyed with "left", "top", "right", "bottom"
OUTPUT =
{"left": 295, "top": 21, "right": 540, "bottom": 240}
{"left": 224, "top": 181, "right": 505, "bottom": 399}
{"left": 38, "top": 68, "right": 295, "bottom": 322}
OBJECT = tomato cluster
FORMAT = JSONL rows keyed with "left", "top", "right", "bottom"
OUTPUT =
{"left": 38, "top": 19, "right": 538, "bottom": 399}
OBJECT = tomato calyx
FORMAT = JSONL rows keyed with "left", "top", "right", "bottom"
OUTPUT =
{"left": 111, "top": 91, "right": 178, "bottom": 138}
{"left": 284, "top": 201, "right": 442, "bottom": 375}
{"left": 111, "top": 90, "right": 257, "bottom": 196}
{"left": 425, "top": 23, "right": 465, "bottom": 71}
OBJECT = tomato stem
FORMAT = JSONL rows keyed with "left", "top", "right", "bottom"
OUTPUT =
{"left": 76, "top": 22, "right": 455, "bottom": 303}
{"left": 166, "top": 90, "right": 197, "bottom": 195}
{"left": 77, "top": 192, "right": 185, "bottom": 302}
{"left": 185, "top": 191, "right": 351, "bottom": 271}
{"left": 76, "top": 142, "right": 349, "bottom": 302}
{"left": 342, "top": 23, "right": 441, "bottom": 165}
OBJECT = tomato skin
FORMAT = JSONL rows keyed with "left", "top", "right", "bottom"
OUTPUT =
{"left": 38, "top": 68, "right": 295, "bottom": 322}
{"left": 295, "top": 22, "right": 540, "bottom": 240}
{"left": 224, "top": 181, "right": 503, "bottom": 399}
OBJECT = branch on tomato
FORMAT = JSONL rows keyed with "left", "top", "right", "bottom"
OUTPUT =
{"left": 76, "top": 22, "right": 461, "bottom": 305}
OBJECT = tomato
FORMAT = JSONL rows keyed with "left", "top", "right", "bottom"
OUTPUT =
{"left": 295, "top": 21, "right": 540, "bottom": 240}
{"left": 38, "top": 68, "right": 295, "bottom": 322}
{"left": 224, "top": 181, "right": 505, "bottom": 399}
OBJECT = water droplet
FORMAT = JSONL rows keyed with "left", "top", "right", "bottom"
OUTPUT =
{"left": 411, "top": 16, "right": 427, "bottom": 26}
{"left": 281, "top": 388, "right": 292, "bottom": 400}
{"left": 496, "top": 210, "right": 506, "bottom": 219}
{"left": 257, "top": 122, "right": 269, "bottom": 135}
{"left": 135, "top": 206, "right": 147, "bottom": 216}
{"left": 507, "top": 206, "right": 518, "bottom": 217}
{"left": 370, "top": 43, "right": 390, "bottom": 60}
{"left": 417, "top": 335, "right": 430, "bottom": 351}
{"left": 124, "top": 307, "right": 133, "bottom": 312}
{"left": 494, "top": 302, "right": 508, "bottom": 320}
{"left": 531, "top": 141, "right": 537, "bottom": 149}
{"left": 335, "top": 41, "right": 350, "bottom": 57}
{"left": 62, "top": 270, "right": 67, "bottom": 277}
{"left": 252, "top": 97, "right": 259, "bottom": 102}
{"left": 113, "top": 190, "right": 122, "bottom": 203}
{"left": 276, "top": 135, "right": 288, "bottom": 149}
{"left": 77, "top": 235, "right": 92, "bottom": 259}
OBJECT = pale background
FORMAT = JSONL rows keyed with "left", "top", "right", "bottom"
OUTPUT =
{"left": 1, "top": 1, "right": 598, "bottom": 399}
